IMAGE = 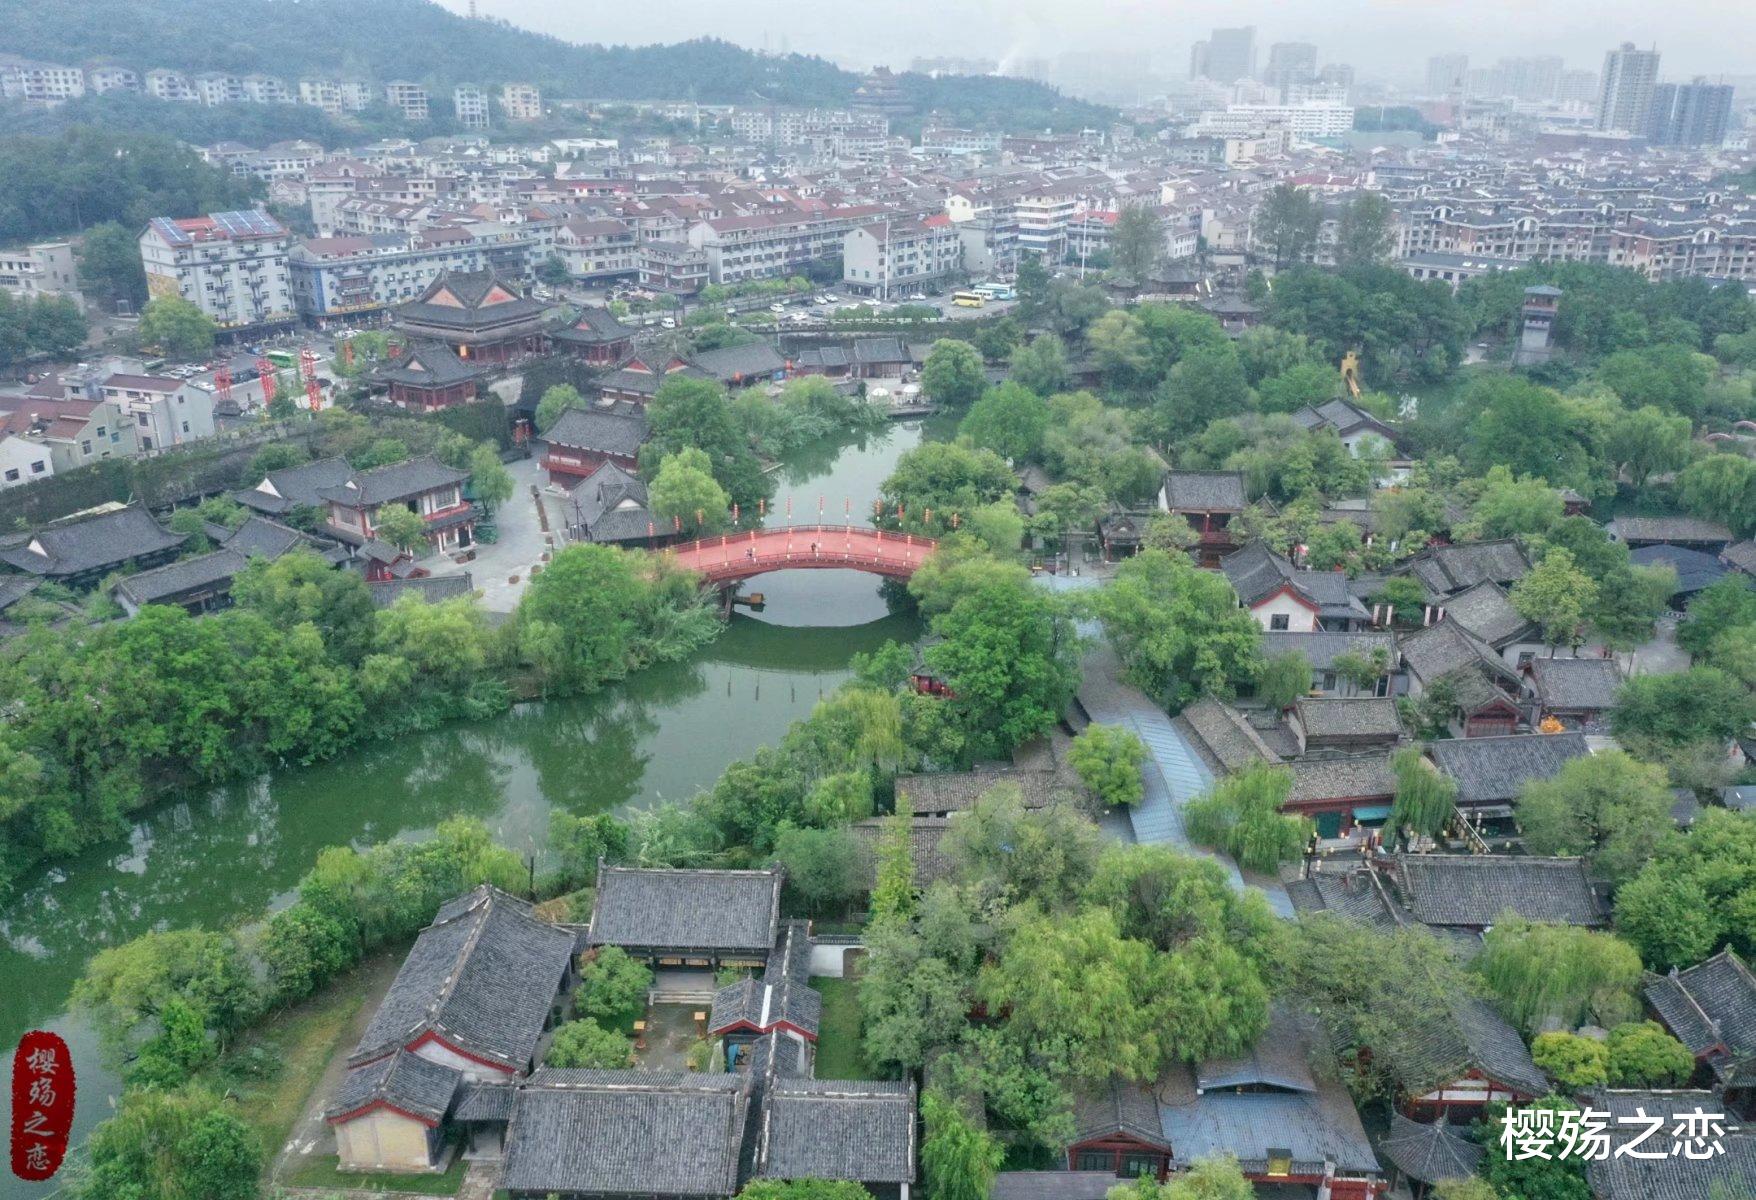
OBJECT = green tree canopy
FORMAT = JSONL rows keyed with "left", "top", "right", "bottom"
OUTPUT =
{"left": 1067, "top": 724, "right": 1146, "bottom": 808}
{"left": 921, "top": 338, "right": 987, "bottom": 409}
{"left": 547, "top": 1019, "right": 635, "bottom": 1068}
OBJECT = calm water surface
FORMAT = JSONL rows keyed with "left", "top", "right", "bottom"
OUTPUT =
{"left": 0, "top": 418, "right": 942, "bottom": 1198}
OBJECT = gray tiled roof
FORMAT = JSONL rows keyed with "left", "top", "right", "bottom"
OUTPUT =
{"left": 1196, "top": 1006, "right": 1317, "bottom": 1093}
{"left": 1441, "top": 580, "right": 1534, "bottom": 647}
{"left": 1631, "top": 543, "right": 1728, "bottom": 594}
{"left": 1161, "top": 469, "right": 1246, "bottom": 512}
{"left": 543, "top": 405, "right": 650, "bottom": 458}
{"left": 1285, "top": 868, "right": 1404, "bottom": 931}
{"left": 234, "top": 456, "right": 353, "bottom": 514}
{"left": 690, "top": 341, "right": 787, "bottom": 383}
{"left": 1377, "top": 1112, "right": 1483, "bottom": 1184}
{"left": 1261, "top": 630, "right": 1396, "bottom": 671}
{"left": 0, "top": 507, "right": 186, "bottom": 578}
{"left": 454, "top": 1080, "right": 517, "bottom": 1122}
{"left": 1286, "top": 753, "right": 1398, "bottom": 806}
{"left": 1586, "top": 1091, "right": 1756, "bottom": 1200}
{"left": 378, "top": 341, "right": 483, "bottom": 387}
{"left": 588, "top": 865, "right": 783, "bottom": 954}
{"left": 318, "top": 455, "right": 469, "bottom": 508}
{"left": 755, "top": 1079, "right": 917, "bottom": 1184}
{"left": 352, "top": 885, "right": 575, "bottom": 1070}
{"left": 1530, "top": 656, "right": 1624, "bottom": 712}
{"left": 1294, "top": 697, "right": 1403, "bottom": 742}
{"left": 501, "top": 1069, "right": 751, "bottom": 1197}
{"left": 1644, "top": 949, "right": 1756, "bottom": 1080}
{"left": 1157, "top": 1009, "right": 1378, "bottom": 1177}
{"left": 1177, "top": 698, "right": 1280, "bottom": 772}
{"left": 1611, "top": 515, "right": 1735, "bottom": 545}
{"left": 1401, "top": 539, "right": 1530, "bottom": 595}
{"left": 894, "top": 766, "right": 1076, "bottom": 816}
{"left": 368, "top": 573, "right": 476, "bottom": 608}
{"left": 222, "top": 515, "right": 345, "bottom": 563}
{"left": 991, "top": 1172, "right": 1119, "bottom": 1200}
{"left": 1395, "top": 996, "right": 1548, "bottom": 1098}
{"left": 1397, "top": 620, "right": 1522, "bottom": 692}
{"left": 551, "top": 306, "right": 635, "bottom": 344}
{"left": 394, "top": 270, "right": 550, "bottom": 331}
{"left": 326, "top": 1048, "right": 460, "bottom": 1124}
{"left": 852, "top": 816, "right": 958, "bottom": 887}
{"left": 1722, "top": 540, "right": 1756, "bottom": 575}
{"left": 1072, "top": 1077, "right": 1168, "bottom": 1148}
{"left": 115, "top": 548, "right": 248, "bottom": 605}
{"left": 1223, "top": 542, "right": 1367, "bottom": 615}
{"left": 568, "top": 461, "right": 656, "bottom": 545}
{"left": 1385, "top": 852, "right": 1607, "bottom": 928}
{"left": 1426, "top": 732, "right": 1589, "bottom": 804}
{"left": 709, "top": 921, "right": 820, "bottom": 1037}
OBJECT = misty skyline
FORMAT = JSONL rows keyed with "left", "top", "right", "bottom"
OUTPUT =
{"left": 431, "top": 0, "right": 1749, "bottom": 86}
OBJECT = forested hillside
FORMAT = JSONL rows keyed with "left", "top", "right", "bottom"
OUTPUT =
{"left": 0, "top": 0, "right": 1110, "bottom": 130}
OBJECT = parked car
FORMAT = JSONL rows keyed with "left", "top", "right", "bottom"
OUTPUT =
{"left": 769, "top": 303, "right": 786, "bottom": 313}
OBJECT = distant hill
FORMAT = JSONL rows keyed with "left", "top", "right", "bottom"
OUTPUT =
{"left": 0, "top": 0, "right": 1111, "bottom": 130}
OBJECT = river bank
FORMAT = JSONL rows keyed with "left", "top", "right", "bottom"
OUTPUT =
{"left": 0, "top": 419, "right": 940, "bottom": 1200}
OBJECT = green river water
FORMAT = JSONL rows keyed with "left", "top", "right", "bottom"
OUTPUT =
{"left": 0, "top": 418, "right": 941, "bottom": 1198}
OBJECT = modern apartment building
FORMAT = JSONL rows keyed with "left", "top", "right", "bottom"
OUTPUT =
{"left": 500, "top": 83, "right": 542, "bottom": 121}
{"left": 384, "top": 80, "right": 430, "bottom": 122}
{"left": 0, "top": 58, "right": 86, "bottom": 105}
{"left": 685, "top": 205, "right": 888, "bottom": 285}
{"left": 288, "top": 226, "right": 544, "bottom": 322}
{"left": 299, "top": 78, "right": 344, "bottom": 115}
{"left": 1426, "top": 54, "right": 1468, "bottom": 98}
{"left": 454, "top": 84, "right": 491, "bottom": 131}
{"left": 0, "top": 243, "right": 81, "bottom": 308}
{"left": 1263, "top": 42, "right": 1317, "bottom": 98}
{"left": 1648, "top": 80, "right": 1733, "bottom": 147}
{"left": 1193, "top": 101, "right": 1355, "bottom": 139}
{"left": 841, "top": 216, "right": 962, "bottom": 299}
{"left": 144, "top": 69, "right": 195, "bottom": 101}
{"left": 138, "top": 210, "right": 295, "bottom": 331}
{"left": 98, "top": 374, "right": 217, "bottom": 450}
{"left": 554, "top": 218, "right": 639, "bottom": 281}
{"left": 241, "top": 74, "right": 291, "bottom": 104}
{"left": 86, "top": 66, "right": 139, "bottom": 94}
{"left": 1198, "top": 27, "right": 1257, "bottom": 83}
{"left": 1597, "top": 43, "right": 1661, "bottom": 133}
{"left": 194, "top": 72, "right": 245, "bottom": 106}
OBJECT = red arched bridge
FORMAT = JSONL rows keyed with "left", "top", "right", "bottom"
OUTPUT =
{"left": 666, "top": 526, "right": 938, "bottom": 586}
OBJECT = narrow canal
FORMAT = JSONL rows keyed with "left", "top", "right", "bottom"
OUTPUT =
{"left": 0, "top": 416, "right": 945, "bottom": 1198}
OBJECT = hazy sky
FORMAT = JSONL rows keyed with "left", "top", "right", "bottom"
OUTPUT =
{"left": 434, "top": 0, "right": 1748, "bottom": 85}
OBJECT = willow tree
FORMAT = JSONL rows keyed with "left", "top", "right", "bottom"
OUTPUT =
{"left": 1390, "top": 748, "right": 1455, "bottom": 837}
{"left": 920, "top": 1091, "right": 1003, "bottom": 1200}
{"left": 1474, "top": 917, "right": 1645, "bottom": 1036}
{"left": 1184, "top": 763, "right": 1309, "bottom": 873}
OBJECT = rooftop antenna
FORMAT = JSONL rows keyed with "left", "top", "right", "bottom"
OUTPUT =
{"left": 467, "top": 0, "right": 477, "bottom": 17}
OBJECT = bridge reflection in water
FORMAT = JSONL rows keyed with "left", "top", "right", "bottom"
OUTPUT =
{"left": 666, "top": 525, "right": 938, "bottom": 585}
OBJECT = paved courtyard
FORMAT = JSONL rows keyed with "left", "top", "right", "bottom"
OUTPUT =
{"left": 434, "top": 454, "right": 558, "bottom": 614}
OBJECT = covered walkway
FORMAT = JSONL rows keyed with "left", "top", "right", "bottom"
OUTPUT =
{"left": 1076, "top": 642, "right": 1294, "bottom": 917}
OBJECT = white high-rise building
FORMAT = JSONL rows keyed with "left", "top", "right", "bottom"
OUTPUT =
{"left": 138, "top": 210, "right": 294, "bottom": 331}
{"left": 454, "top": 84, "right": 491, "bottom": 130}
{"left": 1596, "top": 42, "right": 1660, "bottom": 133}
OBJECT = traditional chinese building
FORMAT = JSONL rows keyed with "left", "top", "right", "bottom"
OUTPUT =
{"left": 538, "top": 402, "right": 648, "bottom": 486}
{"left": 326, "top": 886, "right": 575, "bottom": 1172}
{"left": 379, "top": 342, "right": 484, "bottom": 411}
{"left": 1157, "top": 470, "right": 1249, "bottom": 567}
{"left": 390, "top": 271, "right": 553, "bottom": 365}
{"left": 317, "top": 455, "right": 479, "bottom": 553}
{"left": 549, "top": 307, "right": 635, "bottom": 366}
